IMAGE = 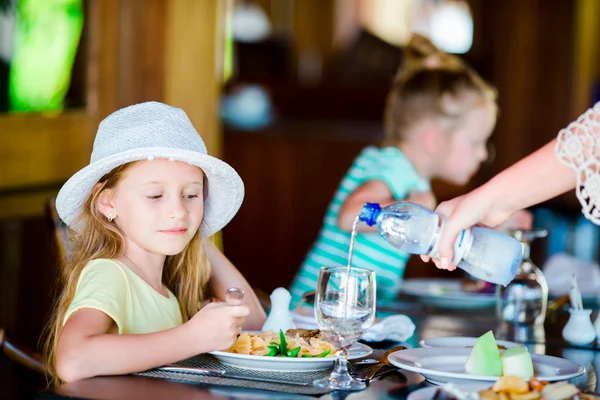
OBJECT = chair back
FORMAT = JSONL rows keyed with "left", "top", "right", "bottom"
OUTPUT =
{"left": 46, "top": 197, "right": 70, "bottom": 265}
{"left": 0, "top": 328, "right": 48, "bottom": 375}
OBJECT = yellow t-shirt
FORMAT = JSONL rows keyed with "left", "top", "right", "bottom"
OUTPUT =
{"left": 64, "top": 259, "right": 183, "bottom": 334}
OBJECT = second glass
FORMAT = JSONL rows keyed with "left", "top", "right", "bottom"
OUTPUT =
{"left": 496, "top": 229, "right": 549, "bottom": 325}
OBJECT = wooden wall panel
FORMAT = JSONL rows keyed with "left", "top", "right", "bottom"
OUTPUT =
{"left": 164, "top": 0, "right": 222, "bottom": 156}
{"left": 86, "top": 0, "right": 120, "bottom": 117}
{"left": 292, "top": 0, "right": 336, "bottom": 80}
{"left": 571, "top": 0, "right": 600, "bottom": 116}
{"left": 117, "top": 0, "right": 166, "bottom": 109}
{"left": 0, "top": 113, "right": 94, "bottom": 189}
{"left": 469, "top": 0, "right": 576, "bottom": 174}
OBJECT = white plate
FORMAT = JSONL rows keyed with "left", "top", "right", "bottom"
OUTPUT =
{"left": 388, "top": 347, "right": 585, "bottom": 385}
{"left": 408, "top": 383, "right": 491, "bottom": 400}
{"left": 400, "top": 278, "right": 496, "bottom": 309}
{"left": 419, "top": 336, "right": 524, "bottom": 349}
{"left": 209, "top": 342, "right": 372, "bottom": 372}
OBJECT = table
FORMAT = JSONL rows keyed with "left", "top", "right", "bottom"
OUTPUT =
{"left": 37, "top": 303, "right": 600, "bottom": 399}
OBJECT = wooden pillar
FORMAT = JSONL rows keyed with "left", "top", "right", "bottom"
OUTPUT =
{"left": 292, "top": 0, "right": 335, "bottom": 83}
{"left": 163, "top": 0, "right": 224, "bottom": 157}
{"left": 571, "top": 0, "right": 600, "bottom": 116}
{"left": 163, "top": 0, "right": 227, "bottom": 249}
{"left": 468, "top": 0, "right": 576, "bottom": 170}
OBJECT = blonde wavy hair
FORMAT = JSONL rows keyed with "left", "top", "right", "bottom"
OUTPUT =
{"left": 43, "top": 162, "right": 211, "bottom": 385}
{"left": 384, "top": 33, "right": 497, "bottom": 146}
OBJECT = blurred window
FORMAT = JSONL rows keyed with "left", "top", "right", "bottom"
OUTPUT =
{"left": 357, "top": 0, "right": 473, "bottom": 54}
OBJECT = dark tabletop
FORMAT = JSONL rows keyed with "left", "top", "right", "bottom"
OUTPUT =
{"left": 37, "top": 297, "right": 600, "bottom": 400}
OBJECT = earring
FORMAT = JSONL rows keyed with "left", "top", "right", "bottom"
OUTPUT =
{"left": 107, "top": 212, "right": 114, "bottom": 222}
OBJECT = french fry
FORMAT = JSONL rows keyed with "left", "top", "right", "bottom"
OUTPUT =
{"left": 479, "top": 376, "right": 585, "bottom": 400}
{"left": 492, "top": 376, "right": 530, "bottom": 394}
{"left": 498, "top": 392, "right": 510, "bottom": 400}
{"left": 511, "top": 391, "right": 542, "bottom": 400}
{"left": 541, "top": 382, "right": 580, "bottom": 400}
{"left": 478, "top": 389, "right": 501, "bottom": 400}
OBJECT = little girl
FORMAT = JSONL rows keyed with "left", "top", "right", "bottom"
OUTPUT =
{"left": 44, "top": 101, "right": 266, "bottom": 383}
{"left": 289, "top": 34, "right": 529, "bottom": 305}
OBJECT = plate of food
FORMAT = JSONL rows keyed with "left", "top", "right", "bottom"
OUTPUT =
{"left": 400, "top": 278, "right": 496, "bottom": 309}
{"left": 391, "top": 331, "right": 584, "bottom": 385}
{"left": 388, "top": 347, "right": 585, "bottom": 385}
{"left": 209, "top": 329, "right": 373, "bottom": 371}
{"left": 407, "top": 377, "right": 597, "bottom": 400}
{"left": 419, "top": 336, "right": 524, "bottom": 350}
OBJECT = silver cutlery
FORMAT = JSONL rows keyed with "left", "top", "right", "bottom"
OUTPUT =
{"left": 160, "top": 365, "right": 311, "bottom": 386}
{"left": 355, "top": 346, "right": 406, "bottom": 382}
{"left": 225, "top": 287, "right": 245, "bottom": 305}
{"left": 353, "top": 358, "right": 379, "bottom": 366}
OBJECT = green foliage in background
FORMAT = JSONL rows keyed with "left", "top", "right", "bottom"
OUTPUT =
{"left": 8, "top": 0, "right": 83, "bottom": 112}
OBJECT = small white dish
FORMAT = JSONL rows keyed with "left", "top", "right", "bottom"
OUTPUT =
{"left": 401, "top": 278, "right": 496, "bottom": 309}
{"left": 209, "top": 342, "right": 372, "bottom": 372}
{"left": 562, "top": 308, "right": 596, "bottom": 346}
{"left": 387, "top": 347, "right": 585, "bottom": 385}
{"left": 407, "top": 383, "right": 491, "bottom": 400}
{"left": 419, "top": 336, "right": 524, "bottom": 349}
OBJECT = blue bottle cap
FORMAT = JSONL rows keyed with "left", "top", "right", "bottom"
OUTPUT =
{"left": 359, "top": 203, "right": 381, "bottom": 226}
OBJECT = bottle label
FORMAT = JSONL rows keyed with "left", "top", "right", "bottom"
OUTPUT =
{"left": 427, "top": 227, "right": 472, "bottom": 265}
{"left": 452, "top": 229, "right": 473, "bottom": 265}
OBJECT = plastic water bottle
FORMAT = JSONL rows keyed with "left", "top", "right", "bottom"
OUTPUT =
{"left": 358, "top": 202, "right": 523, "bottom": 286}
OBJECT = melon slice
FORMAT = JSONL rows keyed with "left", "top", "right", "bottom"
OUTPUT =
{"left": 465, "top": 331, "right": 502, "bottom": 376}
{"left": 501, "top": 347, "right": 534, "bottom": 378}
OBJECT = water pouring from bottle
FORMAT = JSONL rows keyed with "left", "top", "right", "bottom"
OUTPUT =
{"left": 357, "top": 201, "right": 523, "bottom": 286}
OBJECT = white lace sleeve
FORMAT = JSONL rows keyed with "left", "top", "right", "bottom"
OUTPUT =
{"left": 555, "top": 102, "right": 600, "bottom": 224}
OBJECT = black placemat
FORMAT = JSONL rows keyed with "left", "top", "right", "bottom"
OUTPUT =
{"left": 137, "top": 353, "right": 333, "bottom": 395}
{"left": 136, "top": 350, "right": 392, "bottom": 396}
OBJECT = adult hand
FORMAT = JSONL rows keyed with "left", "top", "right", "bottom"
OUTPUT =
{"left": 420, "top": 188, "right": 512, "bottom": 270}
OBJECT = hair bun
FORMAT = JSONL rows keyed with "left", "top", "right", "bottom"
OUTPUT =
{"left": 399, "top": 33, "right": 465, "bottom": 76}
{"left": 404, "top": 33, "right": 440, "bottom": 63}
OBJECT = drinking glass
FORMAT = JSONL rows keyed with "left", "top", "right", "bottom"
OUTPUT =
{"left": 313, "top": 266, "right": 376, "bottom": 391}
{"left": 496, "top": 229, "right": 549, "bottom": 325}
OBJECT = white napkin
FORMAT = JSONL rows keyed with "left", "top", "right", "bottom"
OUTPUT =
{"left": 290, "top": 310, "right": 415, "bottom": 343}
{"left": 542, "top": 253, "right": 600, "bottom": 295}
{"left": 361, "top": 315, "right": 416, "bottom": 342}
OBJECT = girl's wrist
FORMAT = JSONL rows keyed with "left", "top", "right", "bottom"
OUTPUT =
{"left": 180, "top": 319, "right": 207, "bottom": 355}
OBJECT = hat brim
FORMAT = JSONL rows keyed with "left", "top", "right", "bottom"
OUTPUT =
{"left": 56, "top": 147, "right": 244, "bottom": 237}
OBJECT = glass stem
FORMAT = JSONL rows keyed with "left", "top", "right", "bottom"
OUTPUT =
{"left": 331, "top": 348, "right": 351, "bottom": 380}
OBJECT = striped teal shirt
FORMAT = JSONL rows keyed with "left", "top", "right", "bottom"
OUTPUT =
{"left": 289, "top": 146, "right": 430, "bottom": 306}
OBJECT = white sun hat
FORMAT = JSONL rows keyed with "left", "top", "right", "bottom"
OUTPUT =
{"left": 56, "top": 101, "right": 244, "bottom": 237}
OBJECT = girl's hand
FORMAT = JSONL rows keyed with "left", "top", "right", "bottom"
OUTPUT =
{"left": 205, "top": 241, "right": 267, "bottom": 330}
{"left": 189, "top": 302, "right": 250, "bottom": 353}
